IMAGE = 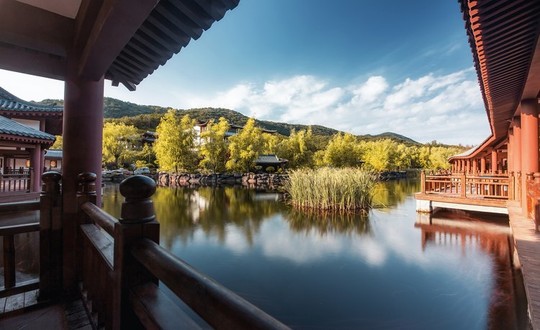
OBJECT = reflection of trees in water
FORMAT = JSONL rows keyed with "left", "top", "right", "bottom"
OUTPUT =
{"left": 372, "top": 179, "right": 420, "bottom": 209}
{"left": 286, "top": 208, "right": 371, "bottom": 236}
{"left": 152, "top": 187, "right": 284, "bottom": 249}
{"left": 416, "top": 210, "right": 528, "bottom": 330}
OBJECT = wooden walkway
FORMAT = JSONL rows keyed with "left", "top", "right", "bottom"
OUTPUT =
{"left": 0, "top": 290, "right": 92, "bottom": 329}
{"left": 415, "top": 192, "right": 508, "bottom": 214}
{"left": 508, "top": 201, "right": 540, "bottom": 329}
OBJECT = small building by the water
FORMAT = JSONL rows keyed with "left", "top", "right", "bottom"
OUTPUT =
{"left": 255, "top": 154, "right": 288, "bottom": 172}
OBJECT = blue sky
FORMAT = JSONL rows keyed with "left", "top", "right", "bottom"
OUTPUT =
{"left": 0, "top": 0, "right": 490, "bottom": 145}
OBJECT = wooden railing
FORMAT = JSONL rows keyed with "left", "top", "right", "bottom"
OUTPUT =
{"left": 0, "top": 173, "right": 31, "bottom": 193}
{"left": 526, "top": 173, "right": 540, "bottom": 230}
{"left": 421, "top": 171, "right": 510, "bottom": 200}
{"left": 0, "top": 200, "right": 40, "bottom": 298}
{"left": 76, "top": 173, "right": 289, "bottom": 329}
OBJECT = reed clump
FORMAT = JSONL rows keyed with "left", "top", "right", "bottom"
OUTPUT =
{"left": 286, "top": 168, "right": 376, "bottom": 212}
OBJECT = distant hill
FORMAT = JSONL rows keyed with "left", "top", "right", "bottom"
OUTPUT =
{"left": 40, "top": 97, "right": 420, "bottom": 145}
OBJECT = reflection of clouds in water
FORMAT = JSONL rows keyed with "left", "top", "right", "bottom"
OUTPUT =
{"left": 224, "top": 225, "right": 250, "bottom": 254}
{"left": 260, "top": 218, "right": 345, "bottom": 263}
{"left": 350, "top": 238, "right": 387, "bottom": 266}
{"left": 185, "top": 200, "right": 493, "bottom": 289}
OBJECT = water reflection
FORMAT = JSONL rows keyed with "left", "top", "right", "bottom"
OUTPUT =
{"left": 372, "top": 179, "right": 421, "bottom": 209}
{"left": 287, "top": 209, "right": 370, "bottom": 236}
{"left": 103, "top": 184, "right": 285, "bottom": 249}
{"left": 101, "top": 180, "right": 526, "bottom": 329}
{"left": 416, "top": 209, "right": 528, "bottom": 330}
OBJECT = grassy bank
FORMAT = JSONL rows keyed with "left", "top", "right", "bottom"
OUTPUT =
{"left": 286, "top": 168, "right": 376, "bottom": 212}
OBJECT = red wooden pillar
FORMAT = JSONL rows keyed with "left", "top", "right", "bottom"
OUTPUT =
{"left": 466, "top": 160, "right": 471, "bottom": 174}
{"left": 62, "top": 62, "right": 104, "bottom": 292}
{"left": 508, "top": 127, "right": 514, "bottom": 174}
{"left": 480, "top": 157, "right": 486, "bottom": 174}
{"left": 472, "top": 158, "right": 478, "bottom": 174}
{"left": 491, "top": 150, "right": 498, "bottom": 174}
{"left": 521, "top": 99, "right": 538, "bottom": 209}
{"left": 514, "top": 117, "right": 522, "bottom": 202}
{"left": 30, "top": 145, "right": 42, "bottom": 192}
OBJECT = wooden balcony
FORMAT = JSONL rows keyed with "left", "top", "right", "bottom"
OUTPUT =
{"left": 0, "top": 172, "right": 289, "bottom": 329}
{"left": 415, "top": 172, "right": 510, "bottom": 214}
{"left": 0, "top": 172, "right": 39, "bottom": 203}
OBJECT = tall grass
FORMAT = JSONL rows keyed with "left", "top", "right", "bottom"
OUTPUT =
{"left": 286, "top": 168, "right": 376, "bottom": 212}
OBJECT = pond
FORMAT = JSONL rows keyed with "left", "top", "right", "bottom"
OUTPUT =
{"left": 102, "top": 180, "right": 528, "bottom": 329}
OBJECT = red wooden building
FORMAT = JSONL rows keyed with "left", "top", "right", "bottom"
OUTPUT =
{"left": 418, "top": 1, "right": 540, "bottom": 217}
{"left": 0, "top": 87, "right": 62, "bottom": 198}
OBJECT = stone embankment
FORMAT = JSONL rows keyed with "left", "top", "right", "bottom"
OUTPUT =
{"left": 157, "top": 172, "right": 289, "bottom": 189}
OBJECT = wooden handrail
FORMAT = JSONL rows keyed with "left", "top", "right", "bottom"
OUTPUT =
{"left": 422, "top": 173, "right": 509, "bottom": 200}
{"left": 0, "top": 222, "right": 39, "bottom": 236}
{"left": 131, "top": 238, "right": 289, "bottom": 330}
{"left": 76, "top": 174, "right": 289, "bottom": 329}
{"left": 0, "top": 222, "right": 39, "bottom": 291}
{"left": 0, "top": 200, "right": 39, "bottom": 213}
{"left": 81, "top": 202, "right": 117, "bottom": 236}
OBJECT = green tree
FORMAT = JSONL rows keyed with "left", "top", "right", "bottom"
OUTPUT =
{"left": 316, "top": 133, "right": 360, "bottom": 167}
{"left": 154, "top": 110, "right": 197, "bottom": 172}
{"left": 226, "top": 118, "right": 264, "bottom": 172}
{"left": 50, "top": 135, "right": 63, "bottom": 149}
{"left": 361, "top": 139, "right": 398, "bottom": 171}
{"left": 429, "top": 146, "right": 461, "bottom": 169}
{"left": 277, "top": 128, "right": 316, "bottom": 168}
{"left": 102, "top": 122, "right": 139, "bottom": 166}
{"left": 199, "top": 117, "right": 230, "bottom": 173}
{"left": 262, "top": 133, "right": 281, "bottom": 154}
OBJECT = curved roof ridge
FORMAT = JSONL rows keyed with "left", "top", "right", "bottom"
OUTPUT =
{"left": 0, "top": 86, "right": 63, "bottom": 113}
{"left": 0, "top": 115, "right": 55, "bottom": 142}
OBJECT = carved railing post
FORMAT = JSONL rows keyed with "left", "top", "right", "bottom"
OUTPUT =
{"left": 516, "top": 171, "right": 522, "bottom": 203}
{"left": 460, "top": 172, "right": 467, "bottom": 198}
{"left": 526, "top": 173, "right": 534, "bottom": 218}
{"left": 39, "top": 171, "right": 62, "bottom": 300}
{"left": 114, "top": 175, "right": 159, "bottom": 329}
{"left": 420, "top": 171, "right": 426, "bottom": 194}
{"left": 72, "top": 172, "right": 98, "bottom": 289}
{"left": 509, "top": 172, "right": 515, "bottom": 201}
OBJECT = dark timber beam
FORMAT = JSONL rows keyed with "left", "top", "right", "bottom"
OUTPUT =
{"left": 77, "top": 0, "right": 160, "bottom": 81}
{"left": 0, "top": 43, "right": 66, "bottom": 80}
{"left": 0, "top": 0, "right": 73, "bottom": 57}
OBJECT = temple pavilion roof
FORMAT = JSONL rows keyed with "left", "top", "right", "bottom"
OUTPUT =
{"left": 459, "top": 0, "right": 540, "bottom": 139}
{"left": 0, "top": 87, "right": 63, "bottom": 116}
{"left": 0, "top": 115, "right": 55, "bottom": 145}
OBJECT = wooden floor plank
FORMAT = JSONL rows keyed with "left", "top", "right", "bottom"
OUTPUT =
{"left": 0, "top": 304, "right": 68, "bottom": 329}
{"left": 508, "top": 201, "right": 540, "bottom": 330}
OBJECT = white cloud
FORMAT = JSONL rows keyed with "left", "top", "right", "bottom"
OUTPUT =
{"left": 188, "top": 69, "right": 489, "bottom": 145}
{"left": 0, "top": 68, "right": 490, "bottom": 145}
{"left": 350, "top": 76, "right": 389, "bottom": 104}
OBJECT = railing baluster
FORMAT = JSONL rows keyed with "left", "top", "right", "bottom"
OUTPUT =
{"left": 114, "top": 175, "right": 159, "bottom": 330}
{"left": 3, "top": 234, "right": 15, "bottom": 288}
{"left": 39, "top": 171, "right": 63, "bottom": 300}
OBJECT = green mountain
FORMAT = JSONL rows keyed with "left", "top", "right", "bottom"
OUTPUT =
{"left": 41, "top": 97, "right": 420, "bottom": 144}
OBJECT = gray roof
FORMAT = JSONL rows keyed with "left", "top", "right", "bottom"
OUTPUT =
{"left": 45, "top": 149, "right": 63, "bottom": 159}
{"left": 0, "top": 116, "right": 55, "bottom": 142}
{"left": 0, "top": 87, "right": 63, "bottom": 114}
{"left": 108, "top": 0, "right": 240, "bottom": 90}
{"left": 255, "top": 154, "right": 287, "bottom": 164}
